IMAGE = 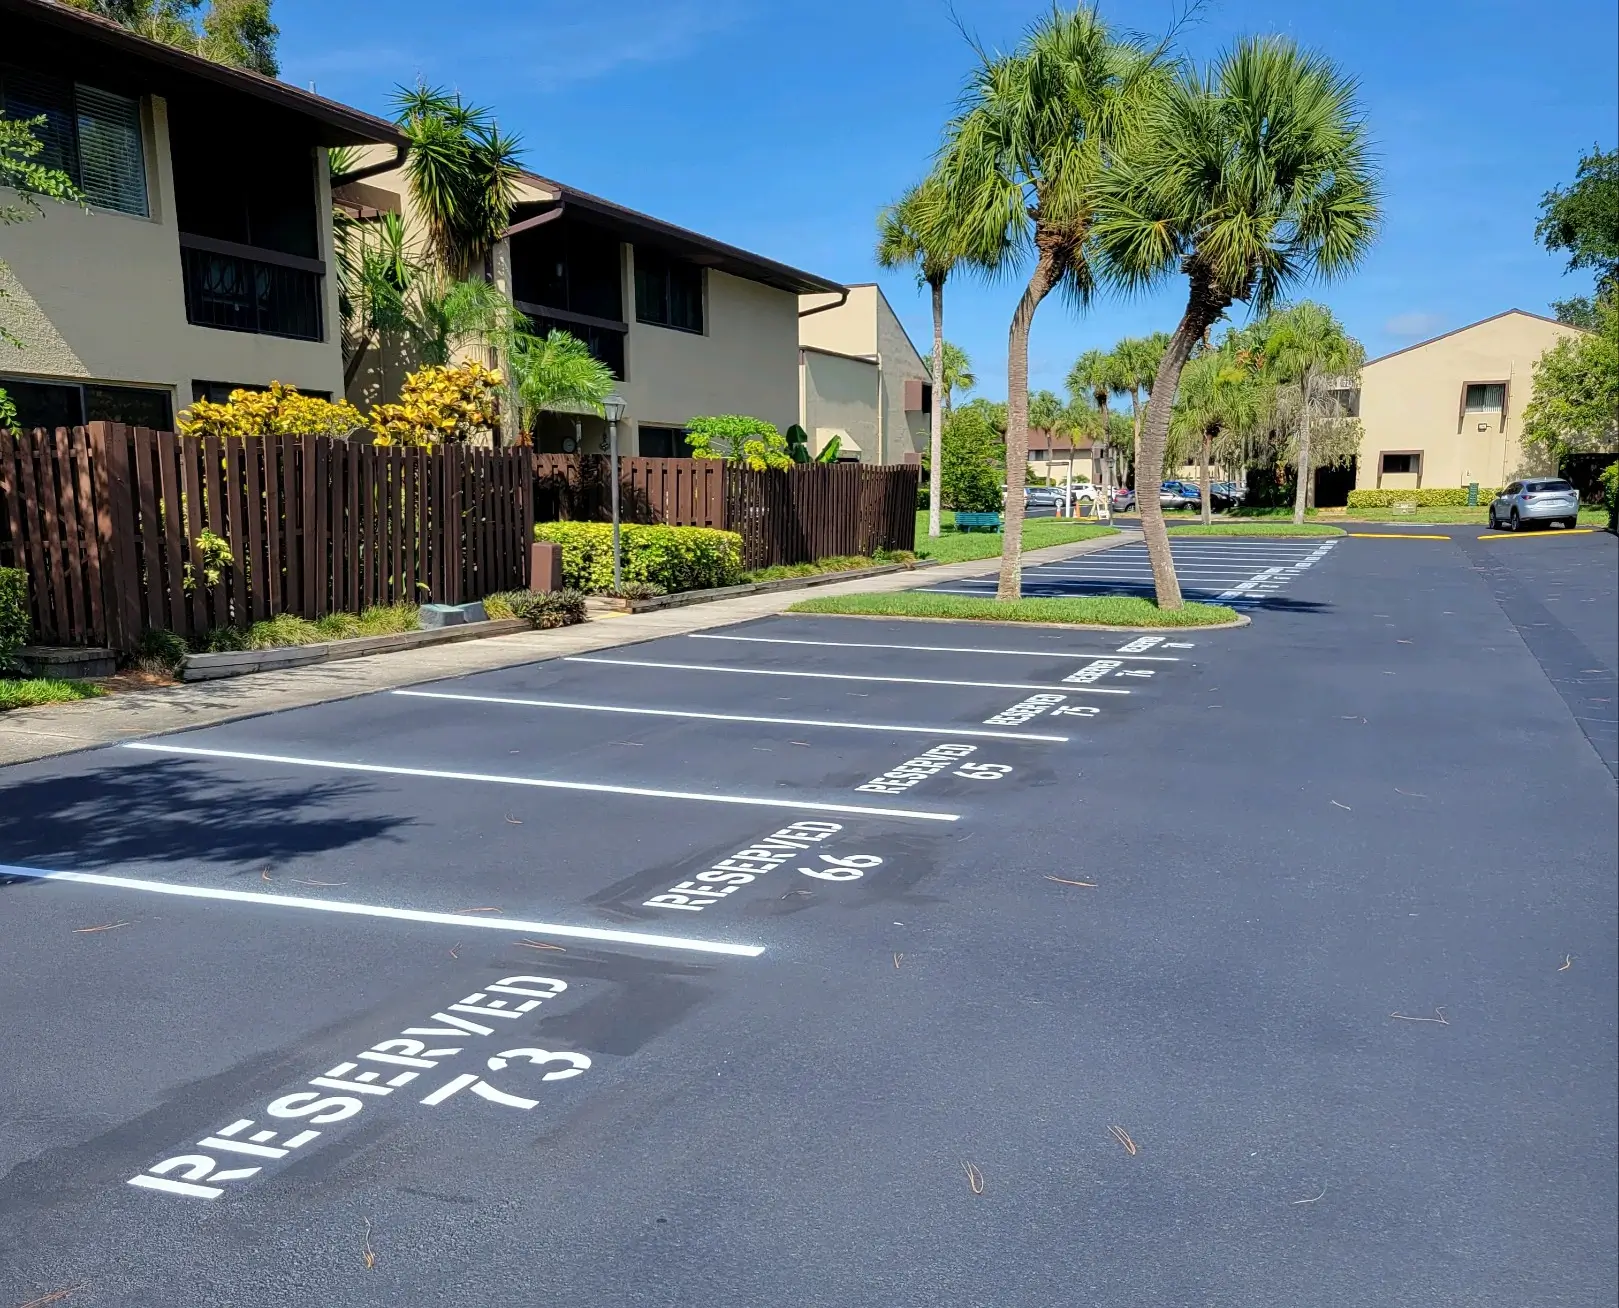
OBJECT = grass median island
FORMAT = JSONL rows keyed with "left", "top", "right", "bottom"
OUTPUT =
{"left": 788, "top": 592, "right": 1240, "bottom": 627}
{"left": 0, "top": 677, "right": 107, "bottom": 711}
{"left": 912, "top": 512, "right": 1118, "bottom": 564}
{"left": 1167, "top": 522, "right": 1344, "bottom": 537}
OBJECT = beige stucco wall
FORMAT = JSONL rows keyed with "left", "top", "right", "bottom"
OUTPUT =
{"left": 1355, "top": 312, "right": 1581, "bottom": 489}
{"left": 801, "top": 348, "right": 879, "bottom": 459}
{"left": 798, "top": 284, "right": 930, "bottom": 462}
{"left": 1, "top": 94, "right": 343, "bottom": 416}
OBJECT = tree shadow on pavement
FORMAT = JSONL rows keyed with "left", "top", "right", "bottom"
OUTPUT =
{"left": 0, "top": 758, "right": 412, "bottom": 874}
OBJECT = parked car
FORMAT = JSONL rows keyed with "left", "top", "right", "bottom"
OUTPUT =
{"left": 1489, "top": 479, "right": 1581, "bottom": 530}
{"left": 1110, "top": 487, "right": 1137, "bottom": 512}
{"left": 1024, "top": 486, "right": 1066, "bottom": 507}
{"left": 1211, "top": 481, "right": 1245, "bottom": 509}
{"left": 1160, "top": 481, "right": 1201, "bottom": 510}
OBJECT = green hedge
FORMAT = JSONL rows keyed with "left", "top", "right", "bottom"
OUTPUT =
{"left": 534, "top": 522, "right": 745, "bottom": 593}
{"left": 0, "top": 568, "right": 29, "bottom": 658}
{"left": 1346, "top": 487, "right": 1500, "bottom": 508}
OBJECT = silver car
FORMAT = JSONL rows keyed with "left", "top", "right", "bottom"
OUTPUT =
{"left": 1488, "top": 478, "right": 1581, "bottom": 530}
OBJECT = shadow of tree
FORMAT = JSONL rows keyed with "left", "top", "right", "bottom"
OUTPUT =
{"left": 0, "top": 758, "right": 412, "bottom": 875}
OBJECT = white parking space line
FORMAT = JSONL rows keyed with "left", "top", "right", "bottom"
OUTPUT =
{"left": 563, "top": 655, "right": 1132, "bottom": 694}
{"left": 392, "top": 689, "right": 1073, "bottom": 742}
{"left": 7, "top": 865, "right": 768, "bottom": 958}
{"left": 689, "top": 633, "right": 1181, "bottom": 660}
{"left": 122, "top": 742, "right": 964, "bottom": 821}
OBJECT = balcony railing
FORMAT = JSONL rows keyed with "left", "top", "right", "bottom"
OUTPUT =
{"left": 179, "top": 234, "right": 323, "bottom": 341}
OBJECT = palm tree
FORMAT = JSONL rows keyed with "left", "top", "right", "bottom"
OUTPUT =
{"left": 1171, "top": 337, "right": 1268, "bottom": 523}
{"left": 934, "top": 6, "right": 1164, "bottom": 599}
{"left": 1067, "top": 346, "right": 1125, "bottom": 497}
{"left": 941, "top": 342, "right": 976, "bottom": 416}
{"left": 1262, "top": 302, "right": 1364, "bottom": 523}
{"left": 507, "top": 330, "right": 616, "bottom": 436}
{"left": 1112, "top": 332, "right": 1169, "bottom": 479}
{"left": 1093, "top": 36, "right": 1380, "bottom": 607}
{"left": 392, "top": 84, "right": 522, "bottom": 284}
{"left": 877, "top": 179, "right": 961, "bottom": 539}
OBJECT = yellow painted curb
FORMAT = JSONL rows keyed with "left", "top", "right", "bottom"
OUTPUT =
{"left": 1477, "top": 529, "right": 1598, "bottom": 541}
{"left": 1346, "top": 532, "right": 1451, "bottom": 540}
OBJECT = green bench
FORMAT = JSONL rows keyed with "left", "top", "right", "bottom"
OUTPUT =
{"left": 953, "top": 511, "right": 1003, "bottom": 532}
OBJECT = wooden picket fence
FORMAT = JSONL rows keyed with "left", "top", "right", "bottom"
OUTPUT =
{"left": 533, "top": 454, "right": 725, "bottom": 528}
{"left": 0, "top": 423, "right": 533, "bottom": 651}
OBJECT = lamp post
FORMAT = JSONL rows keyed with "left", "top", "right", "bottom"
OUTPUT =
{"left": 604, "top": 394, "right": 627, "bottom": 592}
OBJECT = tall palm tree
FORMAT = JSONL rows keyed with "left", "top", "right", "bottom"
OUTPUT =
{"left": 877, "top": 179, "right": 961, "bottom": 539}
{"left": 1112, "top": 332, "right": 1169, "bottom": 479}
{"left": 1093, "top": 36, "right": 1380, "bottom": 607}
{"left": 1171, "top": 337, "right": 1268, "bottom": 523}
{"left": 1262, "top": 302, "right": 1364, "bottom": 523}
{"left": 1067, "top": 346, "right": 1125, "bottom": 496}
{"left": 934, "top": 6, "right": 1164, "bottom": 599}
{"left": 940, "top": 342, "right": 976, "bottom": 417}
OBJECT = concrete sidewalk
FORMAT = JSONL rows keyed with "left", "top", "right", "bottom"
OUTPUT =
{"left": 0, "top": 529, "right": 1138, "bottom": 766}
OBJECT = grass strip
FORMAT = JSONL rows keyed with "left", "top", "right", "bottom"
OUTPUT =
{"left": 1166, "top": 522, "right": 1344, "bottom": 537}
{"left": 0, "top": 677, "right": 107, "bottom": 711}
{"left": 788, "top": 591, "right": 1239, "bottom": 627}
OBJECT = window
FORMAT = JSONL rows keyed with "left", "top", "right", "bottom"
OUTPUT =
{"left": 525, "top": 313, "right": 625, "bottom": 379}
{"left": 0, "top": 69, "right": 148, "bottom": 216}
{"left": 635, "top": 248, "right": 704, "bottom": 333}
{"left": 1524, "top": 479, "right": 1573, "bottom": 493}
{"left": 181, "top": 246, "right": 323, "bottom": 340}
{"left": 1464, "top": 383, "right": 1505, "bottom": 412}
{"left": 637, "top": 425, "right": 694, "bottom": 458}
{"left": 511, "top": 217, "right": 623, "bottom": 321}
{"left": 192, "top": 381, "right": 330, "bottom": 404}
{"left": 1380, "top": 453, "right": 1418, "bottom": 475}
{"left": 1, "top": 376, "right": 172, "bottom": 430}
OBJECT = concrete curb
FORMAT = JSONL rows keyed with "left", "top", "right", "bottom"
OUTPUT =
{"left": 0, "top": 527, "right": 1140, "bottom": 768}
{"left": 607, "top": 560, "right": 939, "bottom": 613}
{"left": 181, "top": 620, "right": 532, "bottom": 682}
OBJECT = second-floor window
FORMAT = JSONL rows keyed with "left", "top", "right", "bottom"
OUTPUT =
{"left": 635, "top": 248, "right": 704, "bottom": 334}
{"left": 0, "top": 69, "right": 148, "bottom": 216}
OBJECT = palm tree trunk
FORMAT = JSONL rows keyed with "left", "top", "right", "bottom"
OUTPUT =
{"left": 1200, "top": 429, "right": 1212, "bottom": 525}
{"left": 1131, "top": 394, "right": 1142, "bottom": 487}
{"left": 998, "top": 249, "right": 1059, "bottom": 601}
{"left": 1292, "top": 370, "right": 1314, "bottom": 526}
{"left": 1139, "top": 280, "right": 1232, "bottom": 609}
{"left": 928, "top": 276, "right": 945, "bottom": 539}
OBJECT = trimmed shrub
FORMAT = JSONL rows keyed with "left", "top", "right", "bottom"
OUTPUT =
{"left": 0, "top": 568, "right": 29, "bottom": 662}
{"left": 1346, "top": 487, "right": 1500, "bottom": 508}
{"left": 534, "top": 522, "right": 745, "bottom": 593}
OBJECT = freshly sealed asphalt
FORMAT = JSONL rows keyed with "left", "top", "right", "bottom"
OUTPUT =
{"left": 1, "top": 526, "right": 1614, "bottom": 1307}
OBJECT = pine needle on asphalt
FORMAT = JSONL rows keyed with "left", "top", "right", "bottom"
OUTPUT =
{"left": 962, "top": 1161, "right": 984, "bottom": 1194}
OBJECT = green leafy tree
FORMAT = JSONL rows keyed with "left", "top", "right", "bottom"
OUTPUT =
{"left": 933, "top": 6, "right": 1165, "bottom": 599}
{"left": 1093, "top": 36, "right": 1380, "bottom": 607}
{"left": 940, "top": 405, "right": 1005, "bottom": 512}
{"left": 1536, "top": 147, "right": 1619, "bottom": 325}
{"left": 1, "top": 114, "right": 83, "bottom": 352}
{"left": 507, "top": 330, "right": 615, "bottom": 436}
{"left": 1262, "top": 301, "right": 1364, "bottom": 523}
{"left": 1520, "top": 292, "right": 1618, "bottom": 461}
{"left": 941, "top": 342, "right": 976, "bottom": 415}
{"left": 61, "top": 0, "right": 279, "bottom": 75}
{"left": 685, "top": 416, "right": 794, "bottom": 470}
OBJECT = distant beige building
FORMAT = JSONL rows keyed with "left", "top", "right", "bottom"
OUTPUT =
{"left": 339, "top": 154, "right": 843, "bottom": 456}
{"left": 0, "top": 0, "right": 403, "bottom": 430}
{"left": 1354, "top": 309, "right": 1585, "bottom": 491}
{"left": 797, "top": 284, "right": 930, "bottom": 463}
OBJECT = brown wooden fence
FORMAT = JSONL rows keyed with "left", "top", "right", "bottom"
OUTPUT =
{"left": 0, "top": 424, "right": 533, "bottom": 650}
{"left": 533, "top": 454, "right": 726, "bottom": 528}
{"left": 533, "top": 455, "right": 918, "bottom": 569}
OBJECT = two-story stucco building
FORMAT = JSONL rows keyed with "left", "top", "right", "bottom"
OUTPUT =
{"left": 0, "top": 0, "right": 405, "bottom": 429}
{"left": 339, "top": 150, "right": 846, "bottom": 458}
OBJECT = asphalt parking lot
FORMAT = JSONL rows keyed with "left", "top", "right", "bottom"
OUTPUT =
{"left": 1, "top": 527, "right": 1614, "bottom": 1307}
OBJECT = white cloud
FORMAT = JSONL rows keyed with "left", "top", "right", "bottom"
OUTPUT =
{"left": 492, "top": 2, "right": 749, "bottom": 88}
{"left": 1382, "top": 311, "right": 1446, "bottom": 338}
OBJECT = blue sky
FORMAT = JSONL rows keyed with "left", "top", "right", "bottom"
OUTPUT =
{"left": 281, "top": 0, "right": 1618, "bottom": 400}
